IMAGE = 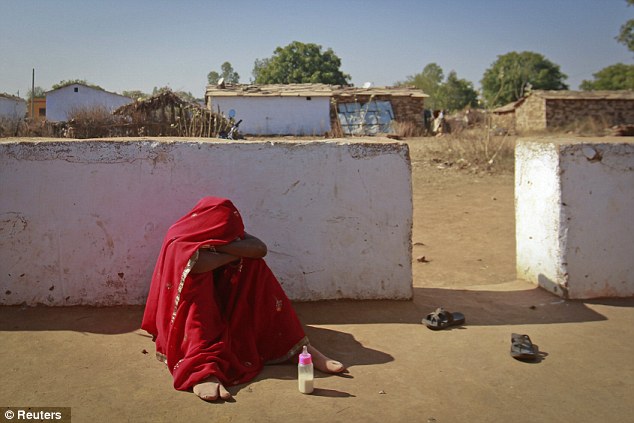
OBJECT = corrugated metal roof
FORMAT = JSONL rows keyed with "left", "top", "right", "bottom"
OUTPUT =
{"left": 205, "top": 83, "right": 428, "bottom": 98}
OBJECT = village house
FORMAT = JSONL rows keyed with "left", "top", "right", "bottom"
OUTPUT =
{"left": 0, "top": 93, "right": 27, "bottom": 136}
{"left": 46, "top": 83, "right": 133, "bottom": 122}
{"left": 0, "top": 93, "right": 27, "bottom": 120}
{"left": 492, "top": 90, "right": 634, "bottom": 133}
{"left": 27, "top": 97, "right": 47, "bottom": 122}
{"left": 205, "top": 83, "right": 428, "bottom": 136}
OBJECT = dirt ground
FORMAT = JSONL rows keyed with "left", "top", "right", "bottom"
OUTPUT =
{"left": 1, "top": 138, "right": 633, "bottom": 423}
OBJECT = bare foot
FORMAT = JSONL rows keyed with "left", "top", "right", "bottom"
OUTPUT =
{"left": 307, "top": 344, "right": 346, "bottom": 374}
{"left": 193, "top": 376, "right": 232, "bottom": 401}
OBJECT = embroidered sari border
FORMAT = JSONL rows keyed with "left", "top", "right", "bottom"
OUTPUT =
{"left": 170, "top": 249, "right": 198, "bottom": 325}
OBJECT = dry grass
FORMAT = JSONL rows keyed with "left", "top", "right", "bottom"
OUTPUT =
{"left": 555, "top": 115, "right": 613, "bottom": 137}
{"left": 408, "top": 128, "right": 516, "bottom": 174}
{"left": 391, "top": 120, "right": 425, "bottom": 138}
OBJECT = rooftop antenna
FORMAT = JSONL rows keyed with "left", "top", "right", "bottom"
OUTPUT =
{"left": 217, "top": 77, "right": 225, "bottom": 88}
{"left": 362, "top": 81, "right": 373, "bottom": 89}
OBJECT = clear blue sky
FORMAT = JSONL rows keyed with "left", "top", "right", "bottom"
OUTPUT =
{"left": 1, "top": 0, "right": 632, "bottom": 99}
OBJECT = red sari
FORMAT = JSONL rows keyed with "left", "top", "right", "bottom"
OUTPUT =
{"left": 141, "top": 197, "right": 307, "bottom": 390}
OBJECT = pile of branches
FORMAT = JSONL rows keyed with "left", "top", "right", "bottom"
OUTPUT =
{"left": 111, "top": 90, "right": 230, "bottom": 137}
{"left": 60, "top": 89, "right": 231, "bottom": 138}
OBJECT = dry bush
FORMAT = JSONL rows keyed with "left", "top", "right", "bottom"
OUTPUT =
{"left": 0, "top": 117, "right": 21, "bottom": 137}
{"left": 413, "top": 128, "right": 516, "bottom": 174}
{"left": 555, "top": 115, "right": 612, "bottom": 137}
{"left": 66, "top": 106, "right": 120, "bottom": 138}
{"left": 391, "top": 120, "right": 424, "bottom": 138}
{"left": 1, "top": 117, "right": 59, "bottom": 138}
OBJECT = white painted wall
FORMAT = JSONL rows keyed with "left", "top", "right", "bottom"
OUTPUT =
{"left": 0, "top": 96, "right": 27, "bottom": 119}
{"left": 46, "top": 84, "right": 133, "bottom": 122}
{"left": 209, "top": 96, "right": 331, "bottom": 136}
{"left": 516, "top": 137, "right": 634, "bottom": 299}
{"left": 0, "top": 139, "right": 412, "bottom": 305}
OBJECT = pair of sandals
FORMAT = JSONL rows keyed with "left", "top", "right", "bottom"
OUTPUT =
{"left": 422, "top": 308, "right": 540, "bottom": 362}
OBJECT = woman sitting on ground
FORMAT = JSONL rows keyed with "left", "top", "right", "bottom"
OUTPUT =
{"left": 141, "top": 196, "right": 345, "bottom": 401}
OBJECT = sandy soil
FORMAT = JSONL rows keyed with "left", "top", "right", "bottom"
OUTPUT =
{"left": 1, "top": 138, "right": 632, "bottom": 423}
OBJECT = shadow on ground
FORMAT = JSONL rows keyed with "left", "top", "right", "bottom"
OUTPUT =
{"left": 294, "top": 285, "right": 633, "bottom": 326}
{"left": 1, "top": 283, "right": 632, "bottom": 335}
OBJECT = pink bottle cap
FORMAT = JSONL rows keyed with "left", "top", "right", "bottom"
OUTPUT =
{"left": 299, "top": 345, "right": 312, "bottom": 365}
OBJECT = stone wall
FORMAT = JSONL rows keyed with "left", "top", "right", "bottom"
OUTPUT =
{"left": 515, "top": 95, "right": 546, "bottom": 131}
{"left": 545, "top": 99, "right": 634, "bottom": 129}
{"left": 516, "top": 96, "right": 634, "bottom": 132}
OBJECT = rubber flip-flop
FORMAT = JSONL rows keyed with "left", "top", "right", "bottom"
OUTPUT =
{"left": 422, "top": 307, "right": 466, "bottom": 330}
{"left": 510, "top": 333, "right": 538, "bottom": 361}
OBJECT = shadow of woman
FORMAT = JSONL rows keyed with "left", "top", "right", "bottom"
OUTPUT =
{"left": 232, "top": 326, "right": 392, "bottom": 396}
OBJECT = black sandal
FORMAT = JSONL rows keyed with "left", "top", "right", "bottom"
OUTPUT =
{"left": 422, "top": 307, "right": 466, "bottom": 330}
{"left": 510, "top": 333, "right": 538, "bottom": 361}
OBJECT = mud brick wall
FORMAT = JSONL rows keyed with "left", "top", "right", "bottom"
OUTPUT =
{"left": 545, "top": 99, "right": 634, "bottom": 129}
{"left": 389, "top": 96, "right": 426, "bottom": 127}
{"left": 491, "top": 112, "right": 516, "bottom": 133}
{"left": 516, "top": 96, "right": 634, "bottom": 132}
{"left": 515, "top": 95, "right": 547, "bottom": 131}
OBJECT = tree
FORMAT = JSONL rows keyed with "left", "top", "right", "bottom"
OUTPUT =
{"left": 435, "top": 71, "right": 479, "bottom": 111}
{"left": 580, "top": 63, "right": 634, "bottom": 90}
{"left": 152, "top": 86, "right": 197, "bottom": 102}
{"left": 398, "top": 63, "right": 444, "bottom": 109}
{"left": 122, "top": 90, "right": 149, "bottom": 100}
{"left": 616, "top": 0, "right": 634, "bottom": 53}
{"left": 398, "top": 63, "right": 478, "bottom": 111}
{"left": 26, "top": 86, "right": 46, "bottom": 99}
{"left": 252, "top": 41, "right": 350, "bottom": 85}
{"left": 481, "top": 51, "right": 568, "bottom": 107}
{"left": 51, "top": 79, "right": 103, "bottom": 91}
{"left": 207, "top": 61, "right": 240, "bottom": 85}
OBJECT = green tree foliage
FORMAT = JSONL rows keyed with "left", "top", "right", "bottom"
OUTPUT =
{"left": 252, "top": 41, "right": 350, "bottom": 85}
{"left": 26, "top": 86, "right": 46, "bottom": 98}
{"left": 51, "top": 79, "right": 103, "bottom": 91}
{"left": 481, "top": 51, "right": 568, "bottom": 107}
{"left": 399, "top": 63, "right": 444, "bottom": 108}
{"left": 398, "top": 63, "right": 477, "bottom": 111}
{"left": 152, "top": 86, "right": 197, "bottom": 102}
{"left": 207, "top": 62, "right": 240, "bottom": 85}
{"left": 616, "top": 0, "right": 634, "bottom": 53}
{"left": 122, "top": 90, "right": 149, "bottom": 100}
{"left": 435, "top": 71, "right": 479, "bottom": 111}
{"left": 580, "top": 63, "right": 634, "bottom": 90}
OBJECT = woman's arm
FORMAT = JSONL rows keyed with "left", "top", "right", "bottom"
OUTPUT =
{"left": 190, "top": 251, "right": 239, "bottom": 274}
{"left": 190, "top": 233, "right": 267, "bottom": 274}
{"left": 215, "top": 232, "right": 267, "bottom": 258}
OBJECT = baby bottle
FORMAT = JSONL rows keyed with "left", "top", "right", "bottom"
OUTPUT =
{"left": 298, "top": 345, "right": 314, "bottom": 394}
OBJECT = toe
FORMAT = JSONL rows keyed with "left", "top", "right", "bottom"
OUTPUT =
{"left": 219, "top": 386, "right": 232, "bottom": 400}
{"left": 327, "top": 360, "right": 346, "bottom": 373}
